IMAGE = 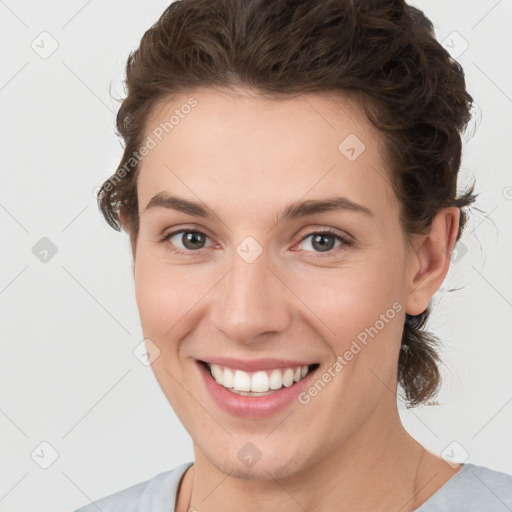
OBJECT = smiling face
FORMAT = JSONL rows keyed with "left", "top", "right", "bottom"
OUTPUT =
{"left": 128, "top": 86, "right": 426, "bottom": 479}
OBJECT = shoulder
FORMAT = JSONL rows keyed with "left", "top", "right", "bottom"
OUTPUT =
{"left": 72, "top": 462, "right": 193, "bottom": 512}
{"left": 417, "top": 463, "right": 512, "bottom": 511}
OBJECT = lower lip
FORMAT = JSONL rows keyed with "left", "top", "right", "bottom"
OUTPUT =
{"left": 197, "top": 361, "right": 319, "bottom": 418}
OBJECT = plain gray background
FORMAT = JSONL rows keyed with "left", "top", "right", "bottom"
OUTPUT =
{"left": 1, "top": 1, "right": 511, "bottom": 511}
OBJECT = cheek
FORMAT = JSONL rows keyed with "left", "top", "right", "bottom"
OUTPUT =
{"left": 133, "top": 250, "right": 219, "bottom": 353}
{"left": 133, "top": 257, "right": 204, "bottom": 409}
{"left": 291, "top": 252, "right": 406, "bottom": 389}
{"left": 296, "top": 259, "right": 405, "bottom": 336}
{"left": 133, "top": 255, "right": 193, "bottom": 339}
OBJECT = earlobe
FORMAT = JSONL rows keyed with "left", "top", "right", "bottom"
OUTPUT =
{"left": 405, "top": 208, "right": 460, "bottom": 316}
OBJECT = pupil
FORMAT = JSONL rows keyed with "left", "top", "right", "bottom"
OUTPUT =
{"left": 312, "top": 234, "right": 334, "bottom": 252}
{"left": 183, "top": 232, "right": 205, "bottom": 250}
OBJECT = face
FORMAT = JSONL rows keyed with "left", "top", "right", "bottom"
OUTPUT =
{"left": 132, "top": 87, "right": 415, "bottom": 479}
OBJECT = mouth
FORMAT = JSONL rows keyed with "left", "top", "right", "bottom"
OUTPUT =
{"left": 198, "top": 360, "right": 320, "bottom": 397}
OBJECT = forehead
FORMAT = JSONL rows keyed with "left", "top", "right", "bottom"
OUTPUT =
{"left": 137, "top": 87, "right": 396, "bottom": 221}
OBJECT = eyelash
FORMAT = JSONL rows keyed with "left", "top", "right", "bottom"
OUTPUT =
{"left": 159, "top": 227, "right": 352, "bottom": 259}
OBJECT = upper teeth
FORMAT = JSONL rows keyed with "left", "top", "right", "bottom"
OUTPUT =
{"left": 208, "top": 363, "right": 310, "bottom": 393}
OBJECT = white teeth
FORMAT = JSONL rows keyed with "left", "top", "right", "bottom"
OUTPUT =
{"left": 211, "top": 364, "right": 223, "bottom": 383}
{"left": 269, "top": 369, "right": 282, "bottom": 390}
{"left": 223, "top": 367, "right": 234, "bottom": 388}
{"left": 282, "top": 368, "right": 294, "bottom": 387}
{"left": 251, "top": 371, "right": 270, "bottom": 392}
{"left": 207, "top": 362, "right": 314, "bottom": 394}
{"left": 233, "top": 370, "right": 251, "bottom": 391}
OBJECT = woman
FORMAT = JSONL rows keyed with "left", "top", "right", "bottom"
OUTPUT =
{"left": 74, "top": 0, "right": 512, "bottom": 510}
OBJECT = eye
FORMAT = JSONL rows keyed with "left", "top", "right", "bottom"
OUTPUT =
{"left": 296, "top": 230, "right": 350, "bottom": 257}
{"left": 160, "top": 227, "right": 351, "bottom": 257}
{"left": 162, "top": 229, "right": 212, "bottom": 254}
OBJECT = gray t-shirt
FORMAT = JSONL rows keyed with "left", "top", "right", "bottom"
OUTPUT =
{"left": 73, "top": 462, "right": 512, "bottom": 511}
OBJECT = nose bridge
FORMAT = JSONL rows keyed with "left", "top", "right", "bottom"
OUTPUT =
{"left": 210, "top": 247, "right": 290, "bottom": 343}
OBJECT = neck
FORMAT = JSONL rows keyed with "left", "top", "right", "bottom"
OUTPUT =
{"left": 178, "top": 399, "right": 458, "bottom": 512}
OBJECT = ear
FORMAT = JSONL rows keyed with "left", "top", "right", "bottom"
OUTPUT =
{"left": 404, "top": 207, "right": 460, "bottom": 316}
{"left": 118, "top": 207, "right": 137, "bottom": 267}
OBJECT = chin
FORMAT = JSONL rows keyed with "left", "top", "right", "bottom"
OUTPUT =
{"left": 198, "top": 439, "right": 314, "bottom": 481}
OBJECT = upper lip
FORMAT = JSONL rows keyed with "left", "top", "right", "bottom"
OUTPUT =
{"left": 199, "top": 357, "right": 316, "bottom": 372}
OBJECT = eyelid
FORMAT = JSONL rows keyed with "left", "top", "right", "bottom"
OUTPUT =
{"left": 161, "top": 223, "right": 215, "bottom": 243}
{"left": 295, "top": 225, "right": 353, "bottom": 244}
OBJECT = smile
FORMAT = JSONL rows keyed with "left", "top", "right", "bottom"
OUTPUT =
{"left": 205, "top": 362, "right": 317, "bottom": 396}
{"left": 196, "top": 357, "right": 320, "bottom": 417}
{"left": 199, "top": 358, "right": 320, "bottom": 398}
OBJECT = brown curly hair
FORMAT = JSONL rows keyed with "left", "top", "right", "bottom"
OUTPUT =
{"left": 98, "top": 0, "right": 477, "bottom": 407}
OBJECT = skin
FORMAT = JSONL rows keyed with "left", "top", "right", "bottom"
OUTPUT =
{"left": 119, "top": 86, "right": 462, "bottom": 511}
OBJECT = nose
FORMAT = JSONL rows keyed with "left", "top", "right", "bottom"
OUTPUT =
{"left": 209, "top": 250, "right": 291, "bottom": 345}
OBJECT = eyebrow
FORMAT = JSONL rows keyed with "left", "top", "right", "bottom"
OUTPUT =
{"left": 143, "top": 191, "right": 374, "bottom": 223}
